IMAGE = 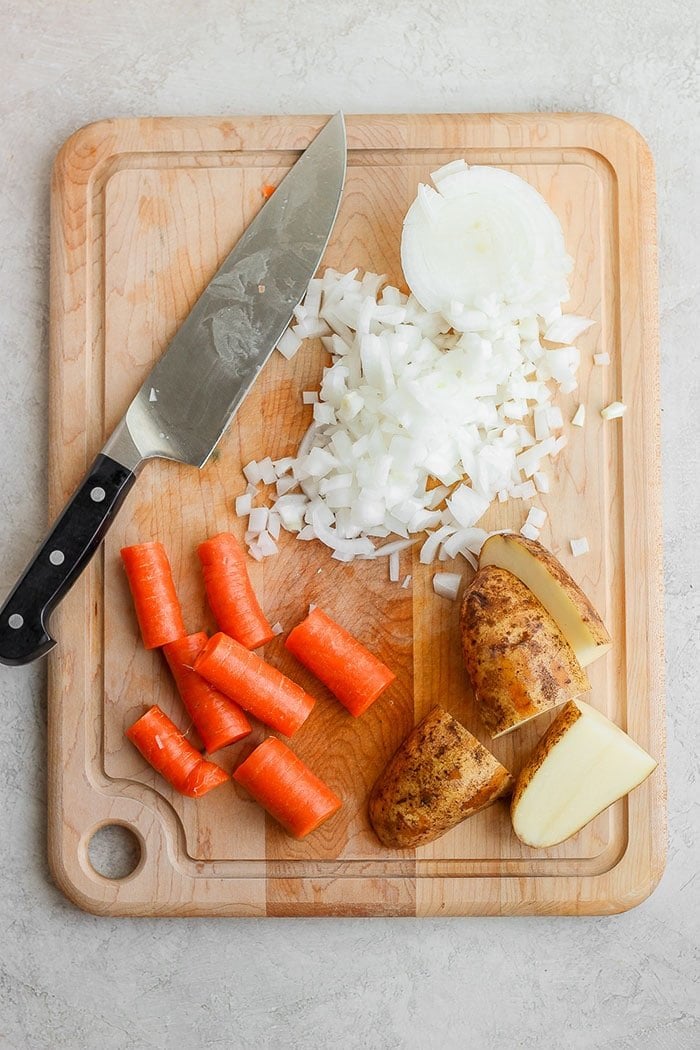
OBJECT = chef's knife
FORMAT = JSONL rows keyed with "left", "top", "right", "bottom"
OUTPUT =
{"left": 0, "top": 112, "right": 347, "bottom": 666}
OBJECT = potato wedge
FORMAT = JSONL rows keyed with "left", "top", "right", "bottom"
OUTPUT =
{"left": 511, "top": 699, "right": 657, "bottom": 847}
{"left": 368, "top": 706, "right": 513, "bottom": 848}
{"left": 460, "top": 565, "right": 589, "bottom": 737}
{"left": 479, "top": 533, "right": 612, "bottom": 667}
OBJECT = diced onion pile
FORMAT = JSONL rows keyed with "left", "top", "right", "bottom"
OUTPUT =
{"left": 237, "top": 161, "right": 598, "bottom": 569}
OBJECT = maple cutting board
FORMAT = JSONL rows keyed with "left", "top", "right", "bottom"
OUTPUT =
{"left": 46, "top": 113, "right": 665, "bottom": 916}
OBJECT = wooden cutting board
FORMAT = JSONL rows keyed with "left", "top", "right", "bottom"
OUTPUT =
{"left": 46, "top": 113, "right": 665, "bottom": 916}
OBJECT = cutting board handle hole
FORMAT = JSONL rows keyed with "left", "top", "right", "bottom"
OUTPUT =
{"left": 87, "top": 823, "right": 142, "bottom": 881}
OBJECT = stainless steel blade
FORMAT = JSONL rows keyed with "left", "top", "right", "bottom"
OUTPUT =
{"left": 105, "top": 112, "right": 346, "bottom": 472}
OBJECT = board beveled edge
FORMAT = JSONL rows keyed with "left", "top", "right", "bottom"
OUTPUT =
{"left": 46, "top": 112, "right": 666, "bottom": 917}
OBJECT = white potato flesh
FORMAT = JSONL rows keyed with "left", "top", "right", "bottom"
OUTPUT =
{"left": 511, "top": 700, "right": 657, "bottom": 848}
{"left": 479, "top": 533, "right": 612, "bottom": 667}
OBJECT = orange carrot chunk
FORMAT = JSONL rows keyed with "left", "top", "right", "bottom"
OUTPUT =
{"left": 233, "top": 737, "right": 341, "bottom": 838}
{"left": 285, "top": 607, "right": 395, "bottom": 717}
{"left": 163, "top": 632, "right": 252, "bottom": 754}
{"left": 120, "top": 541, "right": 186, "bottom": 649}
{"left": 126, "top": 705, "right": 229, "bottom": 797}
{"left": 261, "top": 183, "right": 276, "bottom": 200}
{"left": 197, "top": 533, "right": 275, "bottom": 650}
{"left": 193, "top": 632, "right": 315, "bottom": 737}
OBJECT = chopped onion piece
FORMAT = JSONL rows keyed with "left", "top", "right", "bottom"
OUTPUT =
{"left": 520, "top": 523, "right": 540, "bottom": 541}
{"left": 256, "top": 531, "right": 279, "bottom": 557}
{"left": 242, "top": 460, "right": 262, "bottom": 485}
{"left": 303, "top": 278, "right": 323, "bottom": 319}
{"left": 526, "top": 507, "right": 547, "bottom": 529}
{"left": 248, "top": 507, "right": 268, "bottom": 535}
{"left": 511, "top": 480, "right": 536, "bottom": 499}
{"left": 369, "top": 538, "right": 417, "bottom": 559}
{"left": 302, "top": 390, "right": 319, "bottom": 405}
{"left": 594, "top": 352, "right": 611, "bottom": 366}
{"left": 570, "top": 536, "right": 590, "bottom": 557}
{"left": 267, "top": 512, "right": 281, "bottom": 540}
{"left": 258, "top": 457, "right": 276, "bottom": 485}
{"left": 389, "top": 551, "right": 400, "bottom": 582}
{"left": 313, "top": 402, "right": 336, "bottom": 426}
{"left": 277, "top": 328, "right": 302, "bottom": 360}
{"left": 235, "top": 493, "right": 253, "bottom": 517}
{"left": 571, "top": 404, "right": 586, "bottom": 427}
{"left": 544, "top": 315, "right": 595, "bottom": 344}
{"left": 533, "top": 471, "right": 550, "bottom": 494}
{"left": 247, "top": 543, "right": 263, "bottom": 562}
{"left": 461, "top": 549, "right": 478, "bottom": 571}
{"left": 401, "top": 574, "right": 412, "bottom": 589}
{"left": 433, "top": 572, "right": 462, "bottom": 601}
{"left": 420, "top": 525, "right": 455, "bottom": 564}
{"left": 271, "top": 621, "right": 284, "bottom": 636}
{"left": 601, "top": 401, "right": 626, "bottom": 420}
{"left": 276, "top": 476, "right": 297, "bottom": 496}
{"left": 546, "top": 406, "right": 564, "bottom": 430}
{"left": 446, "top": 485, "right": 490, "bottom": 528}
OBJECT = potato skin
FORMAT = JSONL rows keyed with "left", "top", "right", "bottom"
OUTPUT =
{"left": 368, "top": 706, "right": 513, "bottom": 849}
{"left": 460, "top": 565, "right": 589, "bottom": 737}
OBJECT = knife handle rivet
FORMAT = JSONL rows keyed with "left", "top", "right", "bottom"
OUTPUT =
{"left": 8, "top": 614, "right": 24, "bottom": 630}
{"left": 90, "top": 486, "right": 106, "bottom": 503}
{"left": 49, "top": 550, "right": 65, "bottom": 566}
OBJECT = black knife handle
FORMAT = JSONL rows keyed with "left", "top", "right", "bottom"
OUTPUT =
{"left": 0, "top": 454, "right": 137, "bottom": 666}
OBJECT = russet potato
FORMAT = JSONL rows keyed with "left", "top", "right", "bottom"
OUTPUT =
{"left": 368, "top": 706, "right": 513, "bottom": 849}
{"left": 511, "top": 699, "right": 657, "bottom": 847}
{"left": 479, "top": 533, "right": 612, "bottom": 668}
{"left": 460, "top": 565, "right": 589, "bottom": 737}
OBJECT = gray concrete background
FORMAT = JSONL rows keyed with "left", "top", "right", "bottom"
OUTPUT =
{"left": 0, "top": 2, "right": 698, "bottom": 1047}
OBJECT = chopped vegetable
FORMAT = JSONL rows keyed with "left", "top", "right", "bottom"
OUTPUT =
{"left": 244, "top": 165, "right": 593, "bottom": 565}
{"left": 543, "top": 315, "right": 595, "bottom": 344}
{"left": 197, "top": 533, "right": 274, "bottom": 650}
{"left": 126, "top": 705, "right": 229, "bottom": 797}
{"left": 235, "top": 493, "right": 253, "bottom": 517}
{"left": 261, "top": 184, "right": 275, "bottom": 200}
{"left": 194, "top": 632, "right": 315, "bottom": 737}
{"left": 285, "top": 607, "right": 395, "bottom": 717}
{"left": 433, "top": 572, "right": 462, "bottom": 600}
{"left": 163, "top": 633, "right": 252, "bottom": 753}
{"left": 571, "top": 404, "right": 586, "bottom": 427}
{"left": 520, "top": 523, "right": 540, "bottom": 540}
{"left": 120, "top": 541, "right": 186, "bottom": 649}
{"left": 526, "top": 507, "right": 547, "bottom": 529}
{"left": 570, "top": 537, "right": 590, "bottom": 557}
{"left": 601, "top": 401, "right": 626, "bottom": 420}
{"left": 242, "top": 460, "right": 262, "bottom": 485}
{"left": 594, "top": 352, "right": 611, "bottom": 366}
{"left": 233, "top": 737, "right": 341, "bottom": 839}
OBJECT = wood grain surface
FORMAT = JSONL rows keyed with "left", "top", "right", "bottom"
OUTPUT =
{"left": 46, "top": 113, "right": 665, "bottom": 916}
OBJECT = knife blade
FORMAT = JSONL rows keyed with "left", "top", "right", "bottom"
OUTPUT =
{"left": 0, "top": 112, "right": 347, "bottom": 666}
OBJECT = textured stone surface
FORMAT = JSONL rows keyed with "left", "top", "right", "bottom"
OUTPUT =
{"left": 0, "top": 2, "right": 698, "bottom": 1047}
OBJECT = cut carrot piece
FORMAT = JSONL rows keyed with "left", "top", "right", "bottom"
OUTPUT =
{"left": 197, "top": 533, "right": 275, "bottom": 650}
{"left": 120, "top": 541, "right": 186, "bottom": 649}
{"left": 261, "top": 183, "right": 276, "bottom": 200}
{"left": 233, "top": 737, "right": 341, "bottom": 838}
{"left": 126, "top": 705, "right": 228, "bottom": 797}
{"left": 193, "top": 632, "right": 315, "bottom": 737}
{"left": 163, "top": 632, "right": 252, "bottom": 754}
{"left": 285, "top": 607, "right": 395, "bottom": 717}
